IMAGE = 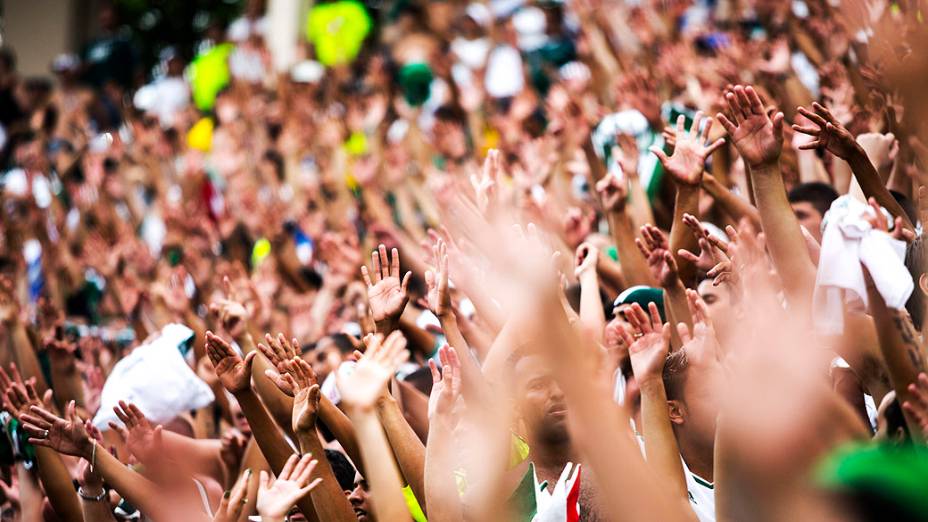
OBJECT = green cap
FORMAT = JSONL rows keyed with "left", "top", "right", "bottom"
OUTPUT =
{"left": 398, "top": 62, "right": 433, "bottom": 107}
{"left": 614, "top": 285, "right": 665, "bottom": 321}
{"left": 815, "top": 442, "right": 928, "bottom": 519}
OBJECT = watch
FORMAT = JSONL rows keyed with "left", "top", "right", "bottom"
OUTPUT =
{"left": 78, "top": 486, "right": 108, "bottom": 502}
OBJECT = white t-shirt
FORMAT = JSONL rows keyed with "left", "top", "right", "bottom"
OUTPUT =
{"left": 682, "top": 458, "right": 716, "bottom": 522}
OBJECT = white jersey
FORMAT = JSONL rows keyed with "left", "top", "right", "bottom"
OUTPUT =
{"left": 682, "top": 458, "right": 715, "bottom": 522}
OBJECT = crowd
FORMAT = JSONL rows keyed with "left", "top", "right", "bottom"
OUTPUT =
{"left": 1, "top": 0, "right": 928, "bottom": 520}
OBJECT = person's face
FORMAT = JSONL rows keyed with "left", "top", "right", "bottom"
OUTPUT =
{"left": 304, "top": 339, "right": 342, "bottom": 382}
{"left": 347, "top": 474, "right": 374, "bottom": 522}
{"left": 230, "top": 401, "right": 251, "bottom": 436}
{"left": 669, "top": 355, "right": 722, "bottom": 450}
{"left": 515, "top": 355, "right": 569, "bottom": 444}
{"left": 697, "top": 279, "right": 732, "bottom": 333}
{"left": 433, "top": 120, "right": 467, "bottom": 161}
{"left": 790, "top": 202, "right": 824, "bottom": 242}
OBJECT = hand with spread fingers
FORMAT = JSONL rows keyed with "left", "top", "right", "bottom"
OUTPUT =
{"left": 650, "top": 111, "right": 725, "bottom": 186}
{"left": 212, "top": 468, "right": 252, "bottom": 522}
{"left": 621, "top": 303, "right": 671, "bottom": 384}
{"left": 108, "top": 401, "right": 162, "bottom": 464}
{"left": 791, "top": 102, "right": 860, "bottom": 160}
{"left": 285, "top": 358, "right": 321, "bottom": 433}
{"left": 717, "top": 85, "right": 784, "bottom": 169}
{"left": 361, "top": 244, "right": 412, "bottom": 333}
{"left": 336, "top": 331, "right": 410, "bottom": 411}
{"left": 425, "top": 239, "right": 453, "bottom": 318}
{"left": 595, "top": 172, "right": 629, "bottom": 213}
{"left": 635, "top": 225, "right": 678, "bottom": 288}
{"left": 257, "top": 332, "right": 302, "bottom": 396}
{"left": 0, "top": 364, "right": 52, "bottom": 420}
{"left": 676, "top": 213, "right": 731, "bottom": 273}
{"left": 428, "top": 345, "right": 462, "bottom": 422}
{"left": 20, "top": 401, "right": 94, "bottom": 459}
{"left": 206, "top": 331, "right": 257, "bottom": 395}
{"left": 256, "top": 453, "right": 323, "bottom": 521}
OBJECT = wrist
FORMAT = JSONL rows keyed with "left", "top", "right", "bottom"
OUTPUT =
{"left": 78, "top": 486, "right": 108, "bottom": 502}
{"left": 748, "top": 159, "right": 780, "bottom": 172}
{"left": 638, "top": 376, "right": 667, "bottom": 393}
{"left": 578, "top": 270, "right": 598, "bottom": 284}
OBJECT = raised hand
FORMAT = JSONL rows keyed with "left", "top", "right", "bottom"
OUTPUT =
{"left": 361, "top": 245, "right": 412, "bottom": 332}
{"left": 212, "top": 468, "right": 251, "bottom": 522}
{"left": 620, "top": 302, "right": 671, "bottom": 383}
{"left": 206, "top": 331, "right": 257, "bottom": 394}
{"left": 595, "top": 173, "right": 629, "bottom": 212}
{"left": 650, "top": 111, "right": 725, "bottom": 185}
{"left": 791, "top": 102, "right": 860, "bottom": 160}
{"left": 471, "top": 149, "right": 500, "bottom": 212}
{"left": 613, "top": 132, "right": 640, "bottom": 177}
{"left": 285, "top": 358, "right": 320, "bottom": 433}
{"left": 425, "top": 239, "right": 452, "bottom": 317}
{"left": 209, "top": 276, "right": 250, "bottom": 339}
{"left": 676, "top": 213, "right": 731, "bottom": 273}
{"left": 902, "top": 373, "right": 928, "bottom": 433}
{"left": 20, "top": 401, "right": 93, "bottom": 459}
{"left": 717, "top": 85, "right": 784, "bottom": 169}
{"left": 428, "top": 345, "right": 461, "bottom": 421}
{"left": 574, "top": 242, "right": 599, "bottom": 280}
{"left": 109, "top": 401, "right": 162, "bottom": 464}
{"left": 0, "top": 276, "right": 19, "bottom": 324}
{"left": 678, "top": 289, "right": 722, "bottom": 362}
{"left": 1, "top": 364, "right": 50, "bottom": 420}
{"left": 219, "top": 428, "right": 248, "bottom": 477}
{"left": 635, "top": 225, "right": 678, "bottom": 287}
{"left": 256, "top": 453, "right": 322, "bottom": 520}
{"left": 337, "top": 331, "right": 409, "bottom": 411}
{"left": 257, "top": 332, "right": 301, "bottom": 395}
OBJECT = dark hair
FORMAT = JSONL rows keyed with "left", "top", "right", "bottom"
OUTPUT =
{"left": 662, "top": 349, "right": 689, "bottom": 402}
{"left": 263, "top": 149, "right": 285, "bottom": 181}
{"left": 904, "top": 236, "right": 928, "bottom": 330}
{"left": 787, "top": 182, "right": 839, "bottom": 218}
{"left": 325, "top": 449, "right": 356, "bottom": 491}
{"left": 890, "top": 190, "right": 918, "bottom": 229}
{"left": 883, "top": 397, "right": 911, "bottom": 443}
{"left": 434, "top": 105, "right": 466, "bottom": 126}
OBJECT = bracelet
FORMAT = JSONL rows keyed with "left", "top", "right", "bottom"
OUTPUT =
{"left": 78, "top": 486, "right": 107, "bottom": 502}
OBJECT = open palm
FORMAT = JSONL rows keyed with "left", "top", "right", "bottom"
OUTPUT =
{"left": 652, "top": 111, "right": 725, "bottom": 185}
{"left": 361, "top": 245, "right": 411, "bottom": 327}
{"left": 337, "top": 332, "right": 409, "bottom": 410}
{"left": 717, "top": 85, "right": 784, "bottom": 168}
{"left": 206, "top": 331, "right": 256, "bottom": 394}
{"left": 20, "top": 402, "right": 93, "bottom": 459}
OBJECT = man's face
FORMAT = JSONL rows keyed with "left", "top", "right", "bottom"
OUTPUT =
{"left": 697, "top": 279, "right": 731, "bottom": 336}
{"left": 304, "top": 339, "right": 342, "bottom": 382}
{"left": 347, "top": 474, "right": 374, "bottom": 522}
{"left": 671, "top": 354, "right": 722, "bottom": 450}
{"left": 790, "top": 201, "right": 824, "bottom": 242}
{"left": 433, "top": 120, "right": 468, "bottom": 161}
{"left": 515, "top": 355, "right": 569, "bottom": 444}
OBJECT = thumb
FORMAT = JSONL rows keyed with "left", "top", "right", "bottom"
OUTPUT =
{"left": 243, "top": 351, "right": 257, "bottom": 372}
{"left": 42, "top": 389, "right": 54, "bottom": 409}
{"left": 649, "top": 146, "right": 669, "bottom": 165}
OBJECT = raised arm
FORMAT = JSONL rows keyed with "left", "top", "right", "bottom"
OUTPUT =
{"left": 719, "top": 85, "right": 816, "bottom": 311}
{"left": 792, "top": 102, "right": 914, "bottom": 231}
{"left": 651, "top": 112, "right": 726, "bottom": 285}
{"left": 337, "top": 332, "right": 414, "bottom": 522}
{"left": 424, "top": 347, "right": 465, "bottom": 522}
{"left": 596, "top": 174, "right": 657, "bottom": 287}
{"left": 361, "top": 245, "right": 412, "bottom": 335}
{"left": 575, "top": 243, "right": 607, "bottom": 345}
{"left": 620, "top": 303, "right": 688, "bottom": 501}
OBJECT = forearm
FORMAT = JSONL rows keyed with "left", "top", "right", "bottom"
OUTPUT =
{"left": 231, "top": 390, "right": 295, "bottom": 473}
{"left": 750, "top": 162, "right": 816, "bottom": 308}
{"left": 376, "top": 396, "right": 426, "bottom": 512}
{"left": 347, "top": 409, "right": 412, "bottom": 522}
{"left": 702, "top": 174, "right": 761, "bottom": 228}
{"left": 638, "top": 380, "right": 688, "bottom": 501}
{"left": 17, "top": 463, "right": 43, "bottom": 522}
{"left": 80, "top": 489, "right": 118, "bottom": 522}
{"left": 318, "top": 395, "right": 365, "bottom": 476}
{"left": 669, "top": 186, "right": 700, "bottom": 284}
{"left": 578, "top": 272, "right": 606, "bottom": 344}
{"left": 49, "top": 358, "right": 85, "bottom": 410}
{"left": 295, "top": 427, "right": 359, "bottom": 522}
{"left": 627, "top": 177, "right": 655, "bottom": 230}
{"left": 866, "top": 287, "right": 926, "bottom": 440}
{"left": 35, "top": 448, "right": 83, "bottom": 522}
{"left": 160, "top": 431, "right": 224, "bottom": 482}
{"left": 8, "top": 321, "right": 48, "bottom": 393}
{"left": 94, "top": 445, "right": 176, "bottom": 521}
{"left": 607, "top": 212, "right": 656, "bottom": 287}
{"left": 424, "top": 418, "right": 463, "bottom": 522}
{"left": 847, "top": 148, "right": 914, "bottom": 230}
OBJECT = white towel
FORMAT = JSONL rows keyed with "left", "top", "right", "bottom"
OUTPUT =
{"left": 813, "top": 195, "right": 912, "bottom": 334}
